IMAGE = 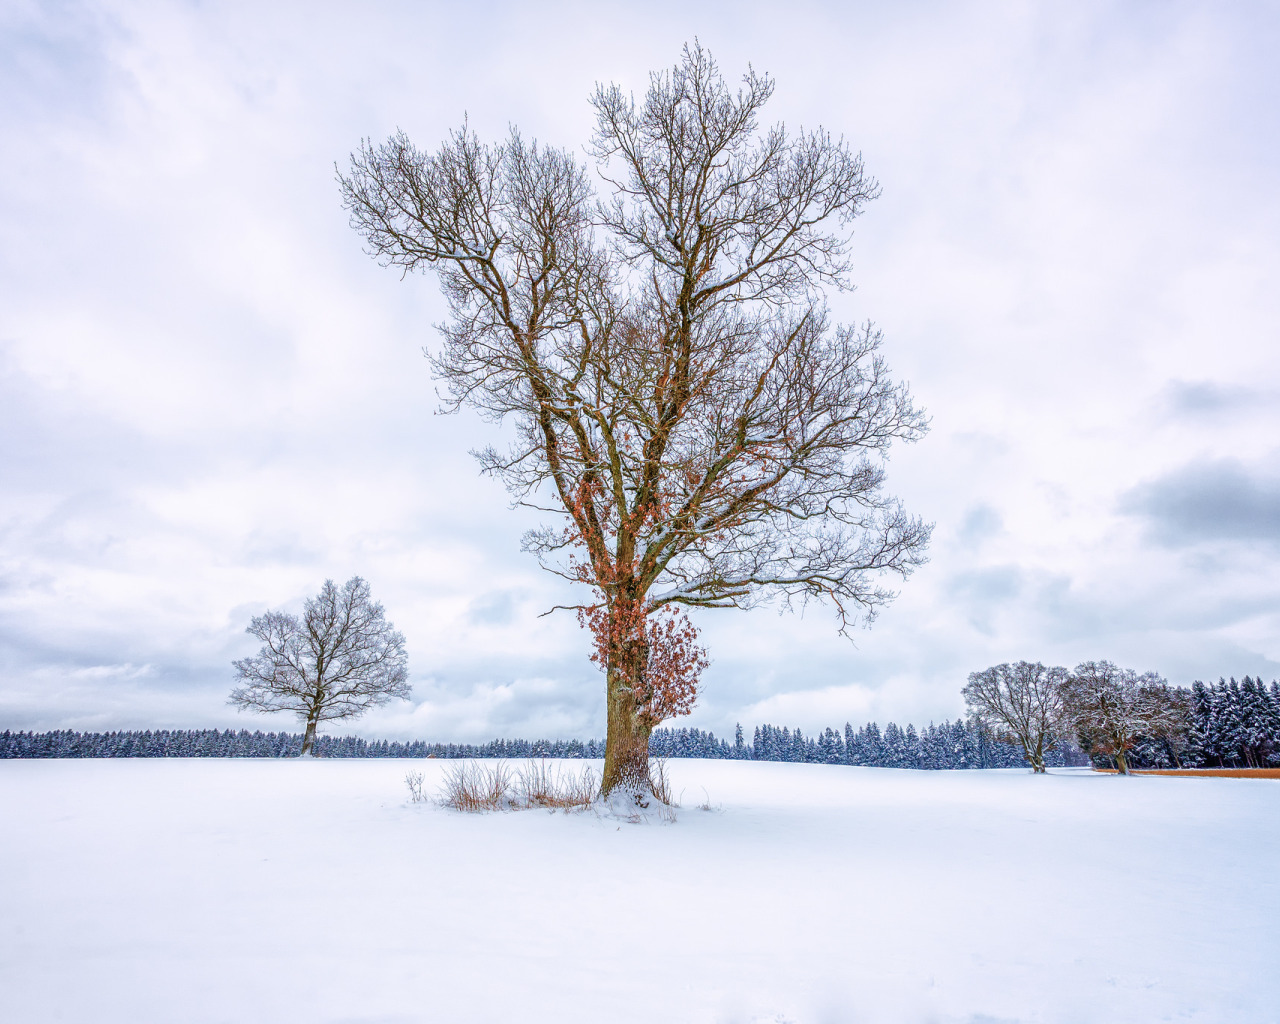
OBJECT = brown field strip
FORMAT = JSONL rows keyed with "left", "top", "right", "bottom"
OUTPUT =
{"left": 1092, "top": 768, "right": 1280, "bottom": 779}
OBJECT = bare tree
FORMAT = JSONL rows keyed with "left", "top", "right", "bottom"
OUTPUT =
{"left": 230, "top": 576, "right": 410, "bottom": 755}
{"left": 338, "top": 44, "right": 930, "bottom": 795}
{"left": 1060, "top": 660, "right": 1168, "bottom": 774}
{"left": 962, "top": 661, "right": 1068, "bottom": 773}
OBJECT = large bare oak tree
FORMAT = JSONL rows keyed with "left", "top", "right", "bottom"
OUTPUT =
{"left": 963, "top": 661, "right": 1068, "bottom": 773}
{"left": 339, "top": 45, "right": 930, "bottom": 795}
{"left": 229, "top": 576, "right": 410, "bottom": 755}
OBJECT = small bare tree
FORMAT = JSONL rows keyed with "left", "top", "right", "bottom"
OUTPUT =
{"left": 1060, "top": 660, "right": 1167, "bottom": 774}
{"left": 229, "top": 576, "right": 410, "bottom": 755}
{"left": 339, "top": 44, "right": 930, "bottom": 795}
{"left": 963, "top": 661, "right": 1068, "bottom": 773}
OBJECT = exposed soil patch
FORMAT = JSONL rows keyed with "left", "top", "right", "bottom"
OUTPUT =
{"left": 1093, "top": 767, "right": 1280, "bottom": 779}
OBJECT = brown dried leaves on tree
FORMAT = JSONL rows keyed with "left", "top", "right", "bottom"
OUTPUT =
{"left": 578, "top": 600, "right": 708, "bottom": 728}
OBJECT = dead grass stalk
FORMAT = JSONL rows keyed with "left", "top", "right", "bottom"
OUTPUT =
{"left": 649, "top": 757, "right": 677, "bottom": 806}
{"left": 404, "top": 770, "right": 427, "bottom": 803}
{"left": 515, "top": 760, "right": 599, "bottom": 809}
{"left": 439, "top": 761, "right": 513, "bottom": 812}
{"left": 438, "top": 759, "right": 601, "bottom": 812}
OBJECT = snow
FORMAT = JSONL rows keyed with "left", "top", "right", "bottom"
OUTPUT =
{"left": 1, "top": 758, "right": 1276, "bottom": 1023}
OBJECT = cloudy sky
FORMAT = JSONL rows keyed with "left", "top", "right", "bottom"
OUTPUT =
{"left": 2, "top": 0, "right": 1278, "bottom": 742}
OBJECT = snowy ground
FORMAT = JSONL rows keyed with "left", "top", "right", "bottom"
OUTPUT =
{"left": 1, "top": 759, "right": 1276, "bottom": 1024}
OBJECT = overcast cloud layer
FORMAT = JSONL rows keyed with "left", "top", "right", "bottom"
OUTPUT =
{"left": 2, "top": 0, "right": 1278, "bottom": 742}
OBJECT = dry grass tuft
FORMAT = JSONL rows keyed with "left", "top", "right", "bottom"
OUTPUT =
{"left": 515, "top": 760, "right": 598, "bottom": 810}
{"left": 439, "top": 761, "right": 514, "bottom": 812}
{"left": 437, "top": 759, "right": 600, "bottom": 812}
{"left": 695, "top": 786, "right": 719, "bottom": 812}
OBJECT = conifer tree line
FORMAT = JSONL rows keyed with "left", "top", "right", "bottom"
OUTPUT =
{"left": 1184, "top": 677, "right": 1280, "bottom": 768}
{"left": 648, "top": 719, "right": 1084, "bottom": 767}
{"left": 744, "top": 721, "right": 1087, "bottom": 768}
{"left": 5, "top": 675, "right": 1276, "bottom": 768}
{"left": 1120, "top": 678, "right": 1280, "bottom": 770}
{"left": 0, "top": 719, "right": 1060, "bottom": 767}
{"left": 0, "top": 729, "right": 605, "bottom": 761}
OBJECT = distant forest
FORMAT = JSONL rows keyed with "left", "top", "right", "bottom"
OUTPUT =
{"left": 0, "top": 718, "right": 1073, "bottom": 768}
{"left": 4, "top": 677, "right": 1275, "bottom": 769}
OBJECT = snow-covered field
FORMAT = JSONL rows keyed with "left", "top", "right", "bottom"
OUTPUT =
{"left": 1, "top": 759, "right": 1275, "bottom": 1023}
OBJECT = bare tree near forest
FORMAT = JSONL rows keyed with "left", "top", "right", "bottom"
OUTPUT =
{"left": 339, "top": 44, "right": 930, "bottom": 796}
{"left": 229, "top": 576, "right": 410, "bottom": 756}
{"left": 963, "top": 661, "right": 1068, "bottom": 773}
{"left": 1060, "top": 660, "right": 1173, "bottom": 775}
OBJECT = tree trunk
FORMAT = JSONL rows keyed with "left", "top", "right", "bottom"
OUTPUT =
{"left": 300, "top": 716, "right": 318, "bottom": 757}
{"left": 601, "top": 663, "right": 652, "bottom": 799}
{"left": 1114, "top": 747, "right": 1129, "bottom": 775}
{"left": 1027, "top": 736, "right": 1046, "bottom": 773}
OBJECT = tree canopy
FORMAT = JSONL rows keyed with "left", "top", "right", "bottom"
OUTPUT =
{"left": 339, "top": 44, "right": 930, "bottom": 794}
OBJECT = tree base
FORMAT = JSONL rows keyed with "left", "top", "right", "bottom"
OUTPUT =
{"left": 597, "top": 785, "right": 676, "bottom": 824}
